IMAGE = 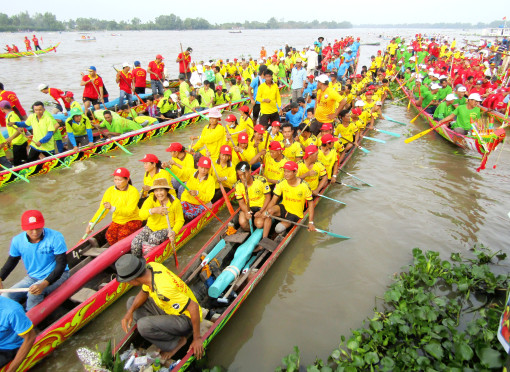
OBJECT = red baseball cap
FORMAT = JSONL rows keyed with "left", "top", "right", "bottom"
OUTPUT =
{"left": 65, "top": 91, "right": 74, "bottom": 98}
{"left": 238, "top": 132, "right": 249, "bottom": 143}
{"left": 321, "top": 134, "right": 338, "bottom": 144}
{"left": 156, "top": 54, "right": 164, "bottom": 60}
{"left": 197, "top": 156, "right": 212, "bottom": 168}
{"left": 351, "top": 108, "right": 362, "bottom": 115}
{"left": 365, "top": 91, "right": 373, "bottom": 96}
{"left": 139, "top": 153, "right": 159, "bottom": 163}
{"left": 269, "top": 141, "right": 283, "bottom": 151}
{"left": 308, "top": 74, "right": 314, "bottom": 79}
{"left": 254, "top": 124, "right": 266, "bottom": 134}
{"left": 303, "top": 145, "right": 318, "bottom": 159}
{"left": 225, "top": 114, "right": 237, "bottom": 122}
{"left": 239, "top": 105, "right": 250, "bottom": 113}
{"left": 166, "top": 142, "right": 184, "bottom": 152}
{"left": 368, "top": 85, "right": 376, "bottom": 90}
{"left": 21, "top": 210, "right": 45, "bottom": 230}
{"left": 283, "top": 161, "right": 298, "bottom": 171}
{"left": 220, "top": 145, "right": 232, "bottom": 155}
{"left": 112, "top": 167, "right": 130, "bottom": 178}
{"left": 215, "top": 86, "right": 222, "bottom": 91}
{"left": 356, "top": 74, "right": 362, "bottom": 78}
{"left": 271, "top": 121, "right": 281, "bottom": 127}
{"left": 320, "top": 123, "right": 333, "bottom": 131}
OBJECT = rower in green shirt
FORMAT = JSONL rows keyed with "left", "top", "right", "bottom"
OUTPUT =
{"left": 433, "top": 94, "right": 456, "bottom": 120}
{"left": 437, "top": 79, "right": 452, "bottom": 101}
{"left": 95, "top": 110, "right": 142, "bottom": 137}
{"left": 437, "top": 93, "right": 482, "bottom": 135}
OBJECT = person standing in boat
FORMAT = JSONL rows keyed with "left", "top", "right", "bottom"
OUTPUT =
{"left": 32, "top": 35, "right": 41, "bottom": 51}
{"left": 255, "top": 69, "right": 282, "bottom": 128}
{"left": 23, "top": 37, "right": 31, "bottom": 52}
{"left": 311, "top": 74, "right": 345, "bottom": 136}
{"left": 117, "top": 254, "right": 204, "bottom": 360}
{"left": 116, "top": 63, "right": 134, "bottom": 107}
{"left": 262, "top": 160, "right": 316, "bottom": 238}
{"left": 86, "top": 168, "right": 143, "bottom": 246}
{"left": 176, "top": 47, "right": 193, "bottom": 80}
{"left": 190, "top": 108, "right": 226, "bottom": 160}
{"left": 80, "top": 66, "right": 104, "bottom": 112}
{"left": 0, "top": 210, "right": 69, "bottom": 311}
{"left": 131, "top": 179, "right": 184, "bottom": 257}
{"left": 0, "top": 101, "right": 28, "bottom": 166}
{"left": 0, "top": 83, "right": 27, "bottom": 126}
{"left": 148, "top": 55, "right": 165, "bottom": 97}
{"left": 132, "top": 61, "right": 147, "bottom": 95}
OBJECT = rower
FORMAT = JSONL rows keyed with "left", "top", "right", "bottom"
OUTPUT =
{"left": 238, "top": 105, "right": 254, "bottom": 138}
{"left": 297, "top": 145, "right": 328, "bottom": 195}
{"left": 285, "top": 102, "right": 304, "bottom": 129}
{"left": 86, "top": 167, "right": 142, "bottom": 246}
{"left": 433, "top": 94, "right": 457, "bottom": 121}
{"left": 179, "top": 156, "right": 215, "bottom": 221}
{"left": 197, "top": 80, "right": 215, "bottom": 111}
{"left": 131, "top": 179, "right": 184, "bottom": 257}
{"left": 418, "top": 83, "right": 441, "bottom": 115}
{"left": 116, "top": 62, "right": 134, "bottom": 107}
{"left": 318, "top": 134, "right": 341, "bottom": 182}
{"left": 281, "top": 123, "right": 303, "bottom": 162}
{"left": 235, "top": 161, "right": 271, "bottom": 231}
{"left": 63, "top": 91, "right": 81, "bottom": 112}
{"left": 311, "top": 74, "right": 345, "bottom": 135}
{"left": 210, "top": 145, "right": 236, "bottom": 203}
{"left": 0, "top": 130, "right": 12, "bottom": 169}
{"left": 32, "top": 35, "right": 41, "bottom": 51}
{"left": 0, "top": 210, "right": 69, "bottom": 311}
{"left": 437, "top": 93, "right": 482, "bottom": 135}
{"left": 181, "top": 92, "right": 200, "bottom": 115}
{"left": 157, "top": 93, "right": 180, "bottom": 119}
{"left": 250, "top": 141, "right": 288, "bottom": 187}
{"left": 38, "top": 84, "right": 70, "bottom": 115}
{"left": 232, "top": 133, "right": 257, "bottom": 168}
{"left": 190, "top": 107, "right": 226, "bottom": 160}
{"left": 262, "top": 161, "right": 316, "bottom": 238}
{"left": 0, "top": 296, "right": 36, "bottom": 371}
{"left": 268, "top": 121, "right": 283, "bottom": 143}
{"left": 228, "top": 78, "right": 242, "bottom": 102}
{"left": 0, "top": 82, "right": 27, "bottom": 126}
{"left": 139, "top": 153, "right": 173, "bottom": 207}
{"left": 164, "top": 142, "right": 195, "bottom": 196}
{"left": 0, "top": 100, "right": 28, "bottom": 166}
{"left": 117, "top": 255, "right": 203, "bottom": 361}
{"left": 95, "top": 110, "right": 142, "bottom": 137}
{"left": 176, "top": 47, "right": 193, "bottom": 80}
{"left": 80, "top": 66, "right": 104, "bottom": 112}
{"left": 64, "top": 108, "right": 94, "bottom": 152}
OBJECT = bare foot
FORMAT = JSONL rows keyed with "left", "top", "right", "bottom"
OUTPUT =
{"left": 160, "top": 336, "right": 186, "bottom": 361}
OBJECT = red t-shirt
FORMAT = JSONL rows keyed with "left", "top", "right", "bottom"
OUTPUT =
{"left": 118, "top": 71, "right": 133, "bottom": 93}
{"left": 32, "top": 37, "right": 39, "bottom": 46}
{"left": 177, "top": 53, "right": 191, "bottom": 73}
{"left": 82, "top": 75, "right": 104, "bottom": 99}
{"left": 132, "top": 67, "right": 147, "bottom": 87}
{"left": 0, "top": 90, "right": 26, "bottom": 126}
{"left": 469, "top": 87, "right": 486, "bottom": 96}
{"left": 48, "top": 88, "right": 70, "bottom": 109}
{"left": 148, "top": 60, "right": 164, "bottom": 80}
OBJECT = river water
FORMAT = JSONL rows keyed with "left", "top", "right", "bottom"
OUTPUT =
{"left": 0, "top": 28, "right": 508, "bottom": 371}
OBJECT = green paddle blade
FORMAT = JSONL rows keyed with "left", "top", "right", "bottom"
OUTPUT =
{"left": 316, "top": 228, "right": 350, "bottom": 239}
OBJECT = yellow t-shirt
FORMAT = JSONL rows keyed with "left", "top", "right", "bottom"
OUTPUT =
{"left": 255, "top": 82, "right": 281, "bottom": 115}
{"left": 26, "top": 112, "right": 56, "bottom": 152}
{"left": 273, "top": 179, "right": 313, "bottom": 218}
{"left": 238, "top": 116, "right": 254, "bottom": 138}
{"left": 141, "top": 169, "right": 174, "bottom": 198}
{"left": 181, "top": 172, "right": 216, "bottom": 205}
{"left": 232, "top": 145, "right": 257, "bottom": 167}
{"left": 139, "top": 195, "right": 184, "bottom": 233}
{"left": 281, "top": 141, "right": 303, "bottom": 162}
{"left": 315, "top": 86, "right": 342, "bottom": 123}
{"left": 5, "top": 111, "right": 27, "bottom": 146}
{"left": 142, "top": 262, "right": 202, "bottom": 320}
{"left": 192, "top": 124, "right": 226, "bottom": 159}
{"left": 318, "top": 149, "right": 339, "bottom": 178}
{"left": 297, "top": 161, "right": 327, "bottom": 191}
{"left": 234, "top": 175, "right": 271, "bottom": 208}
{"left": 91, "top": 185, "right": 141, "bottom": 225}
{"left": 335, "top": 123, "right": 357, "bottom": 144}
{"left": 263, "top": 154, "right": 288, "bottom": 184}
{"left": 212, "top": 162, "right": 237, "bottom": 189}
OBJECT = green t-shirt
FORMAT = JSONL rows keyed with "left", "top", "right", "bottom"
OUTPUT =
{"left": 437, "top": 86, "right": 452, "bottom": 101}
{"left": 199, "top": 87, "right": 215, "bottom": 108}
{"left": 5, "top": 111, "right": 27, "bottom": 146}
{"left": 451, "top": 105, "right": 481, "bottom": 130}
{"left": 100, "top": 116, "right": 142, "bottom": 134}
{"left": 65, "top": 115, "right": 92, "bottom": 136}
{"left": 182, "top": 97, "right": 199, "bottom": 114}
{"left": 421, "top": 91, "right": 439, "bottom": 109}
{"left": 433, "top": 102, "right": 454, "bottom": 120}
{"left": 454, "top": 97, "right": 467, "bottom": 106}
{"left": 229, "top": 85, "right": 242, "bottom": 102}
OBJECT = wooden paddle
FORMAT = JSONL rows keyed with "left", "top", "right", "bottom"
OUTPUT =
{"left": 164, "top": 204, "right": 179, "bottom": 269}
{"left": 338, "top": 168, "right": 373, "bottom": 187}
{"left": 410, "top": 98, "right": 444, "bottom": 124}
{"left": 0, "top": 288, "right": 30, "bottom": 293}
{"left": 241, "top": 174, "right": 254, "bottom": 233}
{"left": 270, "top": 215, "right": 350, "bottom": 239}
{"left": 80, "top": 208, "right": 107, "bottom": 242}
{"left": 404, "top": 121, "right": 446, "bottom": 144}
{"left": 0, "top": 164, "right": 30, "bottom": 183}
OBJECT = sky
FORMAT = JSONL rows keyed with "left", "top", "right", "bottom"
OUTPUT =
{"left": 3, "top": 0, "right": 509, "bottom": 25}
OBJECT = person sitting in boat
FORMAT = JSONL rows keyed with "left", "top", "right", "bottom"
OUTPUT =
{"left": 64, "top": 108, "right": 94, "bottom": 152}
{"left": 418, "top": 83, "right": 441, "bottom": 115}
{"left": 11, "top": 45, "right": 19, "bottom": 53}
{"left": 0, "top": 82, "right": 28, "bottom": 126}
{"left": 86, "top": 168, "right": 143, "bottom": 246}
{"left": 453, "top": 86, "right": 467, "bottom": 107}
{"left": 268, "top": 121, "right": 284, "bottom": 143}
{"left": 197, "top": 80, "right": 215, "bottom": 111}
{"left": 94, "top": 110, "right": 142, "bottom": 137}
{"left": 262, "top": 161, "right": 316, "bottom": 238}
{"left": 0, "top": 100, "right": 28, "bottom": 166}
{"left": 233, "top": 132, "right": 257, "bottom": 169}
{"left": 0, "top": 296, "right": 36, "bottom": 371}
{"left": 433, "top": 94, "right": 457, "bottom": 121}
{"left": 250, "top": 141, "right": 288, "bottom": 187}
{"left": 157, "top": 93, "right": 180, "bottom": 120}
{"left": 164, "top": 142, "right": 195, "bottom": 195}
{"left": 235, "top": 161, "right": 271, "bottom": 231}
{"left": 181, "top": 91, "right": 200, "bottom": 116}
{"left": 297, "top": 145, "right": 328, "bottom": 196}
{"left": 437, "top": 93, "right": 482, "bottom": 135}
{"left": 116, "top": 255, "right": 203, "bottom": 361}
{"left": 190, "top": 108, "right": 226, "bottom": 161}
{"left": 318, "top": 134, "right": 341, "bottom": 182}
{"left": 131, "top": 179, "right": 184, "bottom": 257}
{"left": 139, "top": 153, "right": 173, "bottom": 207}
{"left": 281, "top": 123, "right": 303, "bottom": 161}
{"left": 63, "top": 91, "right": 81, "bottom": 112}
{"left": 209, "top": 145, "right": 236, "bottom": 204}
{"left": 237, "top": 105, "right": 254, "bottom": 137}
{"left": 119, "top": 105, "right": 156, "bottom": 127}
{"left": 0, "top": 210, "right": 69, "bottom": 311}
{"left": 38, "top": 84, "right": 70, "bottom": 115}
{"left": 179, "top": 156, "right": 215, "bottom": 221}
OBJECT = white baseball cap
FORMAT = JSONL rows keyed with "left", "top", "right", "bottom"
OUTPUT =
{"left": 163, "top": 81, "right": 170, "bottom": 87}
{"left": 430, "top": 83, "right": 441, "bottom": 90}
{"left": 122, "top": 62, "right": 130, "bottom": 68}
{"left": 468, "top": 93, "right": 482, "bottom": 102}
{"left": 38, "top": 83, "right": 48, "bottom": 91}
{"left": 316, "top": 74, "right": 330, "bottom": 84}
{"left": 170, "top": 93, "right": 178, "bottom": 101}
{"left": 445, "top": 94, "right": 457, "bottom": 101}
{"left": 457, "top": 86, "right": 467, "bottom": 92}
{"left": 354, "top": 100, "right": 366, "bottom": 107}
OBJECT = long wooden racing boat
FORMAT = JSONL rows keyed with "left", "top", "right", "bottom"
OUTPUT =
{"left": 0, "top": 190, "right": 235, "bottom": 372}
{"left": 0, "top": 99, "right": 249, "bottom": 189}
{"left": 0, "top": 43, "right": 60, "bottom": 59}
{"left": 398, "top": 81, "right": 506, "bottom": 171}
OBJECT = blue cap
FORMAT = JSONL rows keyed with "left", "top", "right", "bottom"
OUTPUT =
{"left": 134, "top": 61, "right": 140, "bottom": 66}
{"left": 89, "top": 66, "right": 96, "bottom": 71}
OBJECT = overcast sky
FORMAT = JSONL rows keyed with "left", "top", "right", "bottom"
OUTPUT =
{"left": 3, "top": 0, "right": 509, "bottom": 25}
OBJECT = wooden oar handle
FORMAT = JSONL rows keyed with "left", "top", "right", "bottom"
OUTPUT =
{"left": 0, "top": 288, "right": 30, "bottom": 293}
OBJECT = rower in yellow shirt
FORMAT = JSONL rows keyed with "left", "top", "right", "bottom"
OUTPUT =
{"left": 190, "top": 108, "right": 226, "bottom": 159}
{"left": 250, "top": 140, "right": 288, "bottom": 186}
{"left": 297, "top": 145, "right": 328, "bottom": 195}
{"left": 233, "top": 132, "right": 258, "bottom": 167}
{"left": 180, "top": 156, "right": 216, "bottom": 220}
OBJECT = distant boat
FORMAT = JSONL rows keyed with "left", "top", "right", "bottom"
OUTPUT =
{"left": 76, "top": 33, "right": 96, "bottom": 42}
{"left": 0, "top": 43, "right": 60, "bottom": 59}
{"left": 229, "top": 27, "right": 242, "bottom": 34}
{"left": 362, "top": 42, "right": 381, "bottom": 46}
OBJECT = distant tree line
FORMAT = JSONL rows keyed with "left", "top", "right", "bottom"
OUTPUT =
{"left": 357, "top": 20, "right": 507, "bottom": 29}
{"left": 0, "top": 12, "right": 352, "bottom": 31}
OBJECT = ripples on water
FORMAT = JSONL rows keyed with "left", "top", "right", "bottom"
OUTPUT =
{"left": 0, "top": 28, "right": 508, "bottom": 371}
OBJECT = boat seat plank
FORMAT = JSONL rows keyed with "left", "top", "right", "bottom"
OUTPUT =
{"left": 224, "top": 232, "right": 250, "bottom": 244}
{"left": 81, "top": 247, "right": 108, "bottom": 257}
{"left": 258, "top": 238, "right": 278, "bottom": 252}
{"left": 69, "top": 256, "right": 93, "bottom": 276}
{"left": 70, "top": 288, "right": 97, "bottom": 303}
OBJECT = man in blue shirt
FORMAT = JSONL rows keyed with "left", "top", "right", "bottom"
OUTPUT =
{"left": 342, "top": 48, "right": 355, "bottom": 75}
{"left": 285, "top": 102, "right": 304, "bottom": 128}
{"left": 0, "top": 210, "right": 69, "bottom": 311}
{"left": 249, "top": 65, "right": 267, "bottom": 124}
{"left": 0, "top": 297, "right": 36, "bottom": 370}
{"left": 337, "top": 61, "right": 350, "bottom": 83}
{"left": 302, "top": 75, "right": 317, "bottom": 98}
{"left": 290, "top": 58, "right": 307, "bottom": 104}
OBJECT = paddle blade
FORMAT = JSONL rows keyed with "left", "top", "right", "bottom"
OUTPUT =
{"left": 404, "top": 127, "right": 433, "bottom": 143}
{"left": 410, "top": 114, "right": 419, "bottom": 124}
{"left": 358, "top": 146, "right": 370, "bottom": 153}
{"left": 376, "top": 128, "right": 401, "bottom": 137}
{"left": 316, "top": 228, "right": 350, "bottom": 239}
{"left": 319, "top": 194, "right": 346, "bottom": 205}
{"left": 363, "top": 135, "right": 386, "bottom": 144}
{"left": 407, "top": 100, "right": 411, "bottom": 111}
{"left": 336, "top": 181, "right": 361, "bottom": 190}
{"left": 382, "top": 115, "right": 407, "bottom": 126}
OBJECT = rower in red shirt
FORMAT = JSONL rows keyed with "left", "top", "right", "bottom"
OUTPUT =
{"left": 0, "top": 83, "right": 27, "bottom": 126}
{"left": 176, "top": 47, "right": 193, "bottom": 80}
{"left": 23, "top": 36, "right": 32, "bottom": 52}
{"left": 80, "top": 66, "right": 104, "bottom": 112}
{"left": 32, "top": 35, "right": 41, "bottom": 51}
{"left": 38, "top": 84, "right": 70, "bottom": 115}
{"left": 132, "top": 61, "right": 147, "bottom": 95}
{"left": 12, "top": 45, "right": 19, "bottom": 53}
{"left": 5, "top": 45, "right": 12, "bottom": 53}
{"left": 116, "top": 62, "right": 134, "bottom": 106}
{"left": 148, "top": 55, "right": 165, "bottom": 97}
